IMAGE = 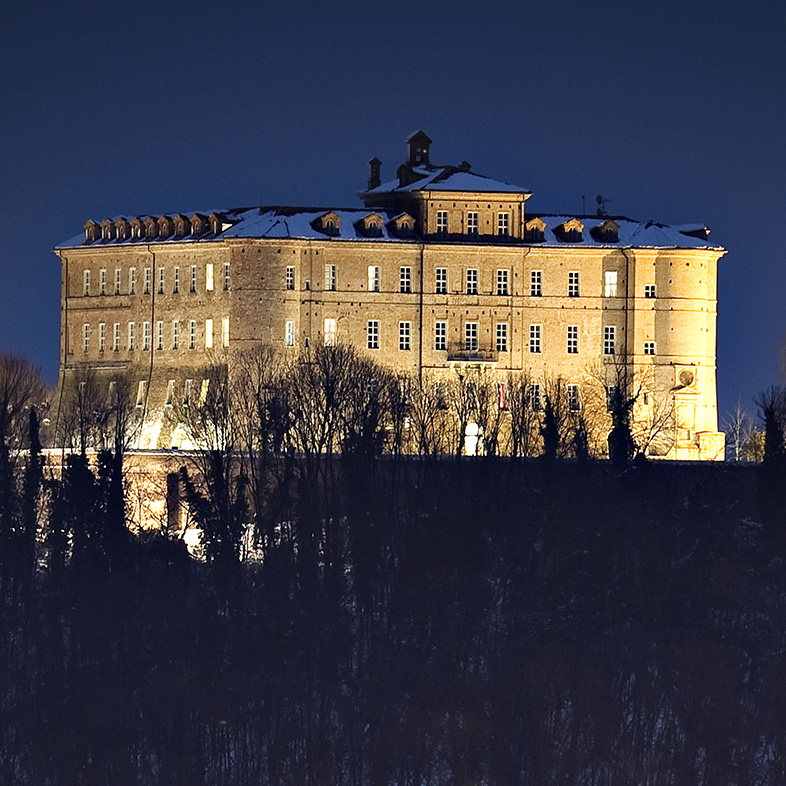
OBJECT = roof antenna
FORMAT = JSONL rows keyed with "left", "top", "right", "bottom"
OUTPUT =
{"left": 596, "top": 194, "right": 612, "bottom": 217}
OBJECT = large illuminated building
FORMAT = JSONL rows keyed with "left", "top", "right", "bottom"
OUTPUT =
{"left": 55, "top": 131, "right": 725, "bottom": 461}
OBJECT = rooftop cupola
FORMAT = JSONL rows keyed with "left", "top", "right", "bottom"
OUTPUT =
{"left": 368, "top": 157, "right": 382, "bottom": 190}
{"left": 406, "top": 130, "right": 432, "bottom": 167}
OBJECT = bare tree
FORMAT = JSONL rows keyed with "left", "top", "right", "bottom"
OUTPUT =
{"left": 724, "top": 399, "right": 753, "bottom": 462}
{"left": 505, "top": 371, "right": 541, "bottom": 458}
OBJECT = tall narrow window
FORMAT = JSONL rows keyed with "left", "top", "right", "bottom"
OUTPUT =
{"left": 323, "top": 318, "right": 337, "bottom": 346}
{"left": 496, "top": 323, "right": 508, "bottom": 352}
{"left": 156, "top": 321, "right": 164, "bottom": 351}
{"left": 436, "top": 210, "right": 448, "bottom": 236}
{"left": 98, "top": 322, "right": 106, "bottom": 353}
{"left": 143, "top": 321, "right": 151, "bottom": 351}
{"left": 529, "top": 324, "right": 542, "bottom": 353}
{"left": 568, "top": 271, "right": 579, "bottom": 297}
{"left": 83, "top": 270, "right": 90, "bottom": 296}
{"left": 435, "top": 321, "right": 447, "bottom": 351}
{"left": 400, "top": 266, "right": 412, "bottom": 293}
{"left": 604, "top": 270, "right": 618, "bottom": 297}
{"left": 467, "top": 211, "right": 479, "bottom": 236}
{"left": 221, "top": 317, "right": 229, "bottom": 348}
{"left": 285, "top": 320, "right": 295, "bottom": 346}
{"left": 568, "top": 384, "right": 580, "bottom": 411}
{"left": 190, "top": 265, "right": 197, "bottom": 293}
{"left": 184, "top": 379, "right": 193, "bottom": 407}
{"left": 205, "top": 319, "right": 213, "bottom": 349}
{"left": 567, "top": 325, "right": 579, "bottom": 354}
{"left": 173, "top": 266, "right": 180, "bottom": 294}
{"left": 325, "top": 264, "right": 336, "bottom": 291}
{"left": 286, "top": 266, "right": 295, "bottom": 290}
{"left": 466, "top": 269, "right": 478, "bottom": 295}
{"left": 436, "top": 268, "right": 447, "bottom": 294}
{"left": 158, "top": 267, "right": 165, "bottom": 294}
{"left": 144, "top": 267, "right": 151, "bottom": 295}
{"left": 82, "top": 324, "right": 90, "bottom": 353}
{"left": 496, "top": 269, "right": 509, "bottom": 296}
{"left": 172, "top": 320, "right": 179, "bottom": 350}
{"left": 367, "top": 320, "right": 379, "bottom": 349}
{"left": 224, "top": 263, "right": 230, "bottom": 291}
{"left": 113, "top": 323, "right": 120, "bottom": 351}
{"left": 129, "top": 268, "right": 137, "bottom": 295}
{"left": 189, "top": 320, "right": 196, "bottom": 349}
{"left": 497, "top": 212, "right": 510, "bottom": 236}
{"left": 165, "top": 380, "right": 175, "bottom": 406}
{"left": 367, "top": 265, "right": 380, "bottom": 292}
{"left": 114, "top": 268, "right": 121, "bottom": 295}
{"left": 99, "top": 269, "right": 107, "bottom": 296}
{"left": 530, "top": 383, "right": 542, "bottom": 411}
{"left": 128, "top": 322, "right": 136, "bottom": 351}
{"left": 604, "top": 325, "right": 616, "bottom": 355}
{"left": 399, "top": 321, "right": 411, "bottom": 350}
{"left": 465, "top": 322, "right": 478, "bottom": 351}
{"left": 530, "top": 270, "right": 542, "bottom": 297}
{"left": 205, "top": 263, "right": 214, "bottom": 291}
{"left": 136, "top": 381, "right": 146, "bottom": 408}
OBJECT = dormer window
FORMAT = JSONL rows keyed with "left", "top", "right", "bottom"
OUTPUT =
{"left": 158, "top": 216, "right": 173, "bottom": 238}
{"left": 173, "top": 214, "right": 190, "bottom": 237}
{"left": 190, "top": 214, "right": 206, "bottom": 236}
{"left": 389, "top": 212, "right": 416, "bottom": 237}
{"left": 592, "top": 219, "right": 620, "bottom": 243}
{"left": 84, "top": 220, "right": 99, "bottom": 243}
{"left": 130, "top": 218, "right": 144, "bottom": 240}
{"left": 314, "top": 211, "right": 341, "bottom": 236}
{"left": 144, "top": 217, "right": 158, "bottom": 239}
{"left": 114, "top": 218, "right": 130, "bottom": 241}
{"left": 208, "top": 213, "right": 224, "bottom": 235}
{"left": 558, "top": 218, "right": 584, "bottom": 243}
{"left": 100, "top": 220, "right": 115, "bottom": 241}
{"left": 525, "top": 217, "right": 546, "bottom": 243}
{"left": 358, "top": 212, "right": 384, "bottom": 237}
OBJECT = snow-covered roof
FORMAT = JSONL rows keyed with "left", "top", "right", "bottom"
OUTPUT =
{"left": 364, "top": 165, "right": 529, "bottom": 195}
{"left": 56, "top": 207, "right": 721, "bottom": 250}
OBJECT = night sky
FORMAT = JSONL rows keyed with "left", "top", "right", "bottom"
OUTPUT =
{"left": 2, "top": 0, "right": 784, "bottom": 422}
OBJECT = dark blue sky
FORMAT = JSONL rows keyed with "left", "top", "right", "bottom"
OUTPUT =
{"left": 2, "top": 0, "right": 784, "bottom": 421}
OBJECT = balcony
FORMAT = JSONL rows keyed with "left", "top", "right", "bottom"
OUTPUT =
{"left": 446, "top": 344, "right": 499, "bottom": 363}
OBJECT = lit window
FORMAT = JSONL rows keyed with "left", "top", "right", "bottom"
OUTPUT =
{"left": 189, "top": 320, "right": 196, "bottom": 349}
{"left": 568, "top": 271, "right": 579, "bottom": 297}
{"left": 435, "top": 321, "right": 447, "bottom": 351}
{"left": 496, "top": 269, "right": 509, "bottom": 296}
{"left": 436, "top": 210, "right": 448, "bottom": 236}
{"left": 172, "top": 320, "right": 179, "bottom": 350}
{"left": 129, "top": 268, "right": 137, "bottom": 295}
{"left": 530, "top": 383, "right": 542, "bottom": 411}
{"left": 645, "top": 284, "right": 656, "bottom": 298}
{"left": 114, "top": 268, "right": 121, "bottom": 295}
{"left": 530, "top": 270, "right": 542, "bottom": 297}
{"left": 466, "top": 269, "right": 478, "bottom": 295}
{"left": 568, "top": 384, "right": 580, "bottom": 411}
{"left": 286, "top": 266, "right": 295, "bottom": 290}
{"left": 323, "top": 318, "right": 337, "bottom": 346}
{"left": 529, "top": 324, "right": 542, "bottom": 353}
{"left": 205, "top": 318, "right": 213, "bottom": 349}
{"left": 436, "top": 268, "right": 447, "bottom": 294}
{"left": 399, "top": 321, "right": 411, "bottom": 350}
{"left": 467, "top": 211, "right": 478, "bottom": 236}
{"left": 83, "top": 270, "right": 90, "bottom": 296}
{"left": 644, "top": 341, "right": 656, "bottom": 355}
{"left": 200, "top": 379, "right": 209, "bottom": 403}
{"left": 173, "top": 266, "right": 180, "bottom": 294}
{"left": 496, "top": 323, "right": 508, "bottom": 352}
{"left": 400, "top": 266, "right": 412, "bottom": 293}
{"left": 99, "top": 269, "right": 107, "bottom": 296}
{"left": 136, "top": 381, "right": 146, "bottom": 408}
{"left": 221, "top": 317, "right": 229, "bottom": 348}
{"left": 567, "top": 325, "right": 578, "bottom": 354}
{"left": 224, "top": 262, "right": 230, "bottom": 291}
{"left": 184, "top": 379, "right": 193, "bottom": 407}
{"left": 286, "top": 320, "right": 295, "bottom": 346}
{"left": 367, "top": 320, "right": 379, "bottom": 349}
{"left": 144, "top": 267, "right": 151, "bottom": 295}
{"left": 206, "top": 263, "right": 214, "bottom": 291}
{"left": 604, "top": 325, "right": 616, "bottom": 355}
{"left": 82, "top": 323, "right": 89, "bottom": 353}
{"left": 113, "top": 323, "right": 120, "bottom": 351}
{"left": 128, "top": 322, "right": 136, "bottom": 351}
{"left": 497, "top": 212, "right": 510, "bottom": 236}
{"left": 604, "top": 270, "right": 618, "bottom": 297}
{"left": 325, "top": 264, "right": 336, "bottom": 291}
{"left": 190, "top": 265, "right": 196, "bottom": 293}
{"left": 158, "top": 267, "right": 165, "bottom": 294}
{"left": 143, "top": 321, "right": 151, "bottom": 351}
{"left": 368, "top": 265, "right": 380, "bottom": 292}
{"left": 98, "top": 322, "right": 105, "bottom": 353}
{"left": 465, "top": 322, "right": 478, "bottom": 351}
{"left": 156, "top": 321, "right": 163, "bottom": 351}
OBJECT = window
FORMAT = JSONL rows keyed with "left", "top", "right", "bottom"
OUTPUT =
{"left": 324, "top": 317, "right": 337, "bottom": 346}
{"left": 325, "top": 264, "right": 336, "bottom": 291}
{"left": 165, "top": 380, "right": 175, "bottom": 406}
{"left": 568, "top": 271, "right": 579, "bottom": 297}
{"left": 83, "top": 270, "right": 90, "bottom": 296}
{"left": 604, "top": 325, "right": 616, "bottom": 355}
{"left": 568, "top": 384, "right": 580, "bottom": 412}
{"left": 224, "top": 262, "right": 230, "bottom": 291}
{"left": 158, "top": 267, "right": 165, "bottom": 294}
{"left": 465, "top": 322, "right": 478, "bottom": 351}
{"left": 184, "top": 379, "right": 193, "bottom": 407}
{"left": 114, "top": 268, "right": 121, "bottom": 295}
{"left": 99, "top": 269, "right": 107, "bottom": 296}
{"left": 129, "top": 268, "right": 137, "bottom": 295}
{"left": 529, "top": 324, "right": 542, "bottom": 354}
{"left": 604, "top": 270, "right": 618, "bottom": 297}
{"left": 113, "top": 323, "right": 120, "bottom": 351}
{"left": 82, "top": 323, "right": 89, "bottom": 353}
{"left": 435, "top": 321, "right": 447, "bottom": 351}
{"left": 98, "top": 322, "right": 106, "bottom": 353}
{"left": 400, "top": 266, "right": 412, "bottom": 293}
{"left": 173, "top": 266, "right": 180, "bottom": 294}
{"left": 205, "top": 318, "right": 213, "bottom": 349}
{"left": 206, "top": 263, "right": 214, "bottom": 291}
{"left": 221, "top": 317, "right": 230, "bottom": 348}
{"left": 530, "top": 270, "right": 542, "bottom": 297}
{"left": 367, "top": 320, "right": 379, "bottom": 349}
{"left": 285, "top": 320, "right": 295, "bottom": 347}
{"left": 567, "top": 325, "right": 579, "bottom": 354}
{"left": 436, "top": 210, "right": 448, "bottom": 236}
{"left": 200, "top": 379, "right": 209, "bottom": 404}
{"left": 645, "top": 284, "right": 656, "bottom": 298}
{"left": 190, "top": 265, "right": 197, "bottom": 293}
{"left": 530, "top": 383, "right": 542, "bottom": 411}
{"left": 496, "top": 322, "right": 508, "bottom": 352}
{"left": 128, "top": 322, "right": 136, "bottom": 351}
{"left": 497, "top": 212, "right": 510, "bottom": 236}
{"left": 142, "top": 321, "right": 151, "bottom": 351}
{"left": 467, "top": 211, "right": 479, "bottom": 236}
{"left": 172, "top": 320, "right": 179, "bottom": 350}
{"left": 144, "top": 267, "right": 151, "bottom": 295}
{"left": 436, "top": 268, "right": 447, "bottom": 294}
{"left": 644, "top": 341, "right": 656, "bottom": 356}
{"left": 466, "top": 269, "right": 478, "bottom": 295}
{"left": 496, "top": 269, "right": 509, "bottom": 296}
{"left": 189, "top": 320, "right": 196, "bottom": 349}
{"left": 368, "top": 265, "right": 380, "bottom": 292}
{"left": 156, "top": 321, "right": 164, "bottom": 351}
{"left": 136, "top": 381, "right": 146, "bottom": 408}
{"left": 605, "top": 385, "right": 615, "bottom": 411}
{"left": 399, "top": 321, "right": 411, "bottom": 350}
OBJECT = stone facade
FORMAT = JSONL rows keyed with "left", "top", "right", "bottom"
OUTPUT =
{"left": 54, "top": 132, "right": 725, "bottom": 460}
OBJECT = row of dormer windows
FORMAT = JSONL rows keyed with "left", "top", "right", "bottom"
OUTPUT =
{"left": 84, "top": 213, "right": 230, "bottom": 243}
{"left": 80, "top": 317, "right": 229, "bottom": 354}
{"left": 81, "top": 263, "right": 229, "bottom": 296}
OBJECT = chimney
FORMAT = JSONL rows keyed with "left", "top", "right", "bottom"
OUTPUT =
{"left": 368, "top": 157, "right": 381, "bottom": 190}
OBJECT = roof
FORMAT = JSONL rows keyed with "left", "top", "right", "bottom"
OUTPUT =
{"left": 56, "top": 207, "right": 722, "bottom": 251}
{"left": 363, "top": 164, "right": 530, "bottom": 195}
